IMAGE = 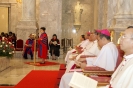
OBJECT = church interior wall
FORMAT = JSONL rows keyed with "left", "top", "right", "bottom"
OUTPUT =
{"left": 39, "top": 0, "right": 62, "bottom": 41}
{"left": 0, "top": 0, "right": 124, "bottom": 45}
{"left": 62, "top": 0, "right": 95, "bottom": 46}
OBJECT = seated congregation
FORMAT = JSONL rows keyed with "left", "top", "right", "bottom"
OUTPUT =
{"left": 0, "top": 32, "right": 17, "bottom": 48}
{"left": 59, "top": 26, "right": 133, "bottom": 88}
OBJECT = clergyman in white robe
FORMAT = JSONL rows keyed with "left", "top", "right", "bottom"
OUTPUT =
{"left": 87, "top": 42, "right": 118, "bottom": 71}
{"left": 110, "top": 54, "right": 133, "bottom": 88}
{"left": 59, "top": 42, "right": 118, "bottom": 88}
{"left": 76, "top": 40, "right": 100, "bottom": 60}
{"left": 66, "top": 40, "right": 100, "bottom": 72}
{"left": 65, "top": 39, "right": 89, "bottom": 63}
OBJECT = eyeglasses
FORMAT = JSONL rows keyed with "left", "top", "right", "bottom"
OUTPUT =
{"left": 120, "top": 35, "right": 133, "bottom": 39}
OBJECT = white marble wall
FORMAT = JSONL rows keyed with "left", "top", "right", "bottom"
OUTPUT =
{"left": 39, "top": 0, "right": 62, "bottom": 41}
{"left": 16, "top": 0, "right": 37, "bottom": 42}
{"left": 62, "top": 0, "right": 94, "bottom": 46}
{"left": 22, "top": 0, "right": 36, "bottom": 21}
{"left": 107, "top": 0, "right": 133, "bottom": 43}
{"left": 98, "top": 0, "right": 108, "bottom": 29}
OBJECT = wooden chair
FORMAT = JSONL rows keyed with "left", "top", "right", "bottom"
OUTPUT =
{"left": 66, "top": 38, "right": 73, "bottom": 52}
{"left": 61, "top": 38, "right": 66, "bottom": 53}
{"left": 15, "top": 39, "right": 24, "bottom": 51}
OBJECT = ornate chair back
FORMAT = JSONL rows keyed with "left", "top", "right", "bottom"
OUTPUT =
{"left": 16, "top": 39, "right": 23, "bottom": 51}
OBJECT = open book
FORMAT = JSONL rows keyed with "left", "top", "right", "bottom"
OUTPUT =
{"left": 69, "top": 72, "right": 98, "bottom": 88}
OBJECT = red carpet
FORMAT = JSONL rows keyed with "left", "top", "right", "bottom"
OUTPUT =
{"left": 15, "top": 70, "right": 58, "bottom": 88}
{"left": 25, "top": 61, "right": 59, "bottom": 66}
{"left": 0, "top": 87, "right": 14, "bottom": 88}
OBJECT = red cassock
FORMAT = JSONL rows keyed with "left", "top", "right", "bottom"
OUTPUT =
{"left": 38, "top": 32, "right": 48, "bottom": 59}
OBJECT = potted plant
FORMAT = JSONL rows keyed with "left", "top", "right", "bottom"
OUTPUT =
{"left": 0, "top": 37, "right": 14, "bottom": 58}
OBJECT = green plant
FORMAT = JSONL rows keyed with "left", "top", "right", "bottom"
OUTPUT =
{"left": 0, "top": 37, "right": 15, "bottom": 58}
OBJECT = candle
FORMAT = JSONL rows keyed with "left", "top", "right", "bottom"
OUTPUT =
{"left": 2, "top": 42, "right": 4, "bottom": 44}
{"left": 0, "top": 45, "right": 2, "bottom": 47}
{"left": 3, "top": 50, "right": 5, "bottom": 52}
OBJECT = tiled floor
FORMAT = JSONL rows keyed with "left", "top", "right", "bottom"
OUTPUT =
{"left": 0, "top": 55, "right": 65, "bottom": 85}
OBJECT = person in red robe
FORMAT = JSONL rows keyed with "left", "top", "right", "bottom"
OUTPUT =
{"left": 38, "top": 27, "right": 48, "bottom": 64}
{"left": 23, "top": 34, "right": 34, "bottom": 59}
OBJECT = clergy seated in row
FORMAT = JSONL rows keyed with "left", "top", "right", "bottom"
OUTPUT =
{"left": 65, "top": 33, "right": 90, "bottom": 65}
{"left": 65, "top": 30, "right": 101, "bottom": 72}
{"left": 23, "top": 34, "right": 35, "bottom": 60}
{"left": 59, "top": 29, "right": 118, "bottom": 88}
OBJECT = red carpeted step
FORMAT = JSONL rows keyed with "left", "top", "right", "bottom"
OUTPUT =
{"left": 0, "top": 86, "right": 14, "bottom": 88}
{"left": 57, "top": 70, "right": 65, "bottom": 79}
{"left": 14, "top": 70, "right": 58, "bottom": 88}
{"left": 59, "top": 64, "right": 66, "bottom": 70}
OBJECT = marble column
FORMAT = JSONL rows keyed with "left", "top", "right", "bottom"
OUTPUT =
{"left": 16, "top": 0, "right": 36, "bottom": 42}
{"left": 109, "top": 0, "right": 133, "bottom": 44}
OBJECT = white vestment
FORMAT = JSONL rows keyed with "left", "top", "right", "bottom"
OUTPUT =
{"left": 66, "top": 40, "right": 100, "bottom": 71}
{"left": 86, "top": 42, "right": 118, "bottom": 71}
{"left": 76, "top": 40, "right": 100, "bottom": 60}
{"left": 110, "top": 54, "right": 133, "bottom": 88}
{"left": 65, "top": 39, "right": 89, "bottom": 63}
{"left": 59, "top": 42, "right": 118, "bottom": 88}
{"left": 59, "top": 72, "right": 74, "bottom": 88}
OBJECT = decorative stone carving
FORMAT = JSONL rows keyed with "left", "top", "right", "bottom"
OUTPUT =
{"left": 73, "top": 1, "right": 83, "bottom": 31}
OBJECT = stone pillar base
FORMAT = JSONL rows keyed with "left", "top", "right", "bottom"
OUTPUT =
{"left": 0, "top": 57, "right": 10, "bottom": 72}
{"left": 16, "top": 20, "right": 37, "bottom": 42}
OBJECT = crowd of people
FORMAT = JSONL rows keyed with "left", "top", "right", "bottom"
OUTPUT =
{"left": 0, "top": 32, "right": 17, "bottom": 48}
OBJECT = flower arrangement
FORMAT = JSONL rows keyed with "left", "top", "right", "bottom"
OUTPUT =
{"left": 0, "top": 37, "right": 15, "bottom": 58}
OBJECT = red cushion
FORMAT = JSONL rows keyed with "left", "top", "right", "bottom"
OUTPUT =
{"left": 84, "top": 66, "right": 106, "bottom": 71}
{"left": 90, "top": 76, "right": 111, "bottom": 83}
{"left": 16, "top": 39, "right": 23, "bottom": 48}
